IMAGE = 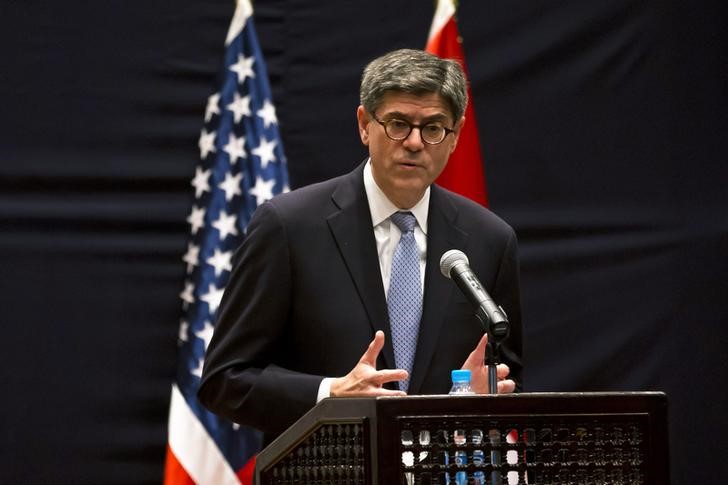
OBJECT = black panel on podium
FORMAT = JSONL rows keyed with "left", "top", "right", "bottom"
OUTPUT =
{"left": 254, "top": 392, "right": 668, "bottom": 485}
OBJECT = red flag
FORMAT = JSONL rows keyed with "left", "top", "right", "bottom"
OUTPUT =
{"left": 426, "top": 0, "right": 488, "bottom": 206}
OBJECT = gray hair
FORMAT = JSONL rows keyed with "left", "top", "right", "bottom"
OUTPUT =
{"left": 360, "top": 49, "right": 468, "bottom": 121}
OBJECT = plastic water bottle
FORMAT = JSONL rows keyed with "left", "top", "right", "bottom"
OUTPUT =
{"left": 449, "top": 369, "right": 475, "bottom": 395}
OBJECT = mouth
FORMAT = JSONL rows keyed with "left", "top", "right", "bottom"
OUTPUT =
{"left": 397, "top": 160, "right": 422, "bottom": 169}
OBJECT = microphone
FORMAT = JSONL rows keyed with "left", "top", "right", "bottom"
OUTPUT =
{"left": 440, "top": 249, "right": 509, "bottom": 339}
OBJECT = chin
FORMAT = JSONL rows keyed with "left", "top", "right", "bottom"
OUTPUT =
{"left": 393, "top": 177, "right": 426, "bottom": 190}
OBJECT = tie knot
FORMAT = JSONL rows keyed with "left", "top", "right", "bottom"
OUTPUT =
{"left": 390, "top": 211, "right": 417, "bottom": 233}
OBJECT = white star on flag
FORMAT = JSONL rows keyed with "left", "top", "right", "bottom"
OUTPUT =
{"left": 223, "top": 133, "right": 247, "bottom": 164}
{"left": 256, "top": 99, "right": 278, "bottom": 128}
{"left": 186, "top": 206, "right": 206, "bottom": 235}
{"left": 190, "top": 357, "right": 204, "bottom": 378}
{"left": 229, "top": 54, "right": 255, "bottom": 84}
{"left": 198, "top": 129, "right": 217, "bottom": 159}
{"left": 218, "top": 172, "right": 243, "bottom": 202}
{"left": 206, "top": 248, "right": 233, "bottom": 277}
{"left": 178, "top": 319, "right": 189, "bottom": 344}
{"left": 200, "top": 283, "right": 225, "bottom": 314}
{"left": 211, "top": 210, "right": 238, "bottom": 239}
{"left": 182, "top": 243, "right": 200, "bottom": 273}
{"left": 226, "top": 92, "right": 251, "bottom": 123}
{"left": 195, "top": 321, "right": 215, "bottom": 351}
{"left": 179, "top": 281, "right": 195, "bottom": 307}
{"left": 205, "top": 93, "right": 221, "bottom": 122}
{"left": 249, "top": 176, "right": 276, "bottom": 205}
{"left": 251, "top": 136, "right": 277, "bottom": 169}
{"left": 191, "top": 167, "right": 211, "bottom": 199}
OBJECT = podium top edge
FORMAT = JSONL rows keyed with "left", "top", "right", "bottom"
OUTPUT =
{"left": 315, "top": 391, "right": 667, "bottom": 403}
{"left": 374, "top": 391, "right": 668, "bottom": 399}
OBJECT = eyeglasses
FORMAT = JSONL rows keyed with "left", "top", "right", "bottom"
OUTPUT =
{"left": 371, "top": 113, "right": 455, "bottom": 145}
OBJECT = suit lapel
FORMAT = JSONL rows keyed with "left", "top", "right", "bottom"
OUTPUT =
{"left": 326, "top": 164, "right": 395, "bottom": 369}
{"left": 408, "top": 186, "right": 469, "bottom": 394}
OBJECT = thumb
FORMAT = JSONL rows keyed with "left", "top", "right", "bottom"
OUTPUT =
{"left": 360, "top": 330, "right": 385, "bottom": 366}
{"left": 462, "top": 333, "right": 488, "bottom": 369}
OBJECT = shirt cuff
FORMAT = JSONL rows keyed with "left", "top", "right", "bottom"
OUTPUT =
{"left": 317, "top": 377, "right": 334, "bottom": 403}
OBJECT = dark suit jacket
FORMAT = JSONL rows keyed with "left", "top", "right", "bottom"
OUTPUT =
{"left": 198, "top": 162, "right": 523, "bottom": 441}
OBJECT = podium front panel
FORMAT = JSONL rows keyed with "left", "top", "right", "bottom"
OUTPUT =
{"left": 392, "top": 412, "right": 650, "bottom": 484}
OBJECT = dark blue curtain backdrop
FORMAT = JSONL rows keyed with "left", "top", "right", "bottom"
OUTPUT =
{"left": 1, "top": 1, "right": 726, "bottom": 483}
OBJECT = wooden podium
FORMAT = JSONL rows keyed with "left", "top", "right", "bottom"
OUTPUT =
{"left": 254, "top": 392, "right": 669, "bottom": 484}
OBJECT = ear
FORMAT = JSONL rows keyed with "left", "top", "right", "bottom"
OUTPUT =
{"left": 449, "top": 116, "right": 466, "bottom": 154}
{"left": 356, "top": 106, "right": 370, "bottom": 146}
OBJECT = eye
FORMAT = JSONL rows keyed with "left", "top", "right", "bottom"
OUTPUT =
{"left": 423, "top": 123, "right": 444, "bottom": 135}
{"left": 387, "top": 119, "right": 410, "bottom": 131}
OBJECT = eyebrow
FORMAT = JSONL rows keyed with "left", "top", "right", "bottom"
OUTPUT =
{"left": 382, "top": 111, "right": 451, "bottom": 124}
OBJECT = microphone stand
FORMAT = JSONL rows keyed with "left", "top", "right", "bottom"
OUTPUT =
{"left": 475, "top": 306, "right": 509, "bottom": 395}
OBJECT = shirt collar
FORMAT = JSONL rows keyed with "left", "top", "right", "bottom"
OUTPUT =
{"left": 363, "top": 159, "right": 430, "bottom": 234}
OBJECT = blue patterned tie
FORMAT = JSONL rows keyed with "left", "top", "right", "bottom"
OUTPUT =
{"left": 388, "top": 211, "right": 422, "bottom": 392}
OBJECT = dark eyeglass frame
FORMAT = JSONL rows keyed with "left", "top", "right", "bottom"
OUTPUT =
{"left": 370, "top": 112, "right": 455, "bottom": 145}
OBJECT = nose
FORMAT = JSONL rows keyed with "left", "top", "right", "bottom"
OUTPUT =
{"left": 402, "top": 126, "right": 425, "bottom": 150}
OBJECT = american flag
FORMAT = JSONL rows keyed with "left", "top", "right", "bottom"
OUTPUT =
{"left": 164, "top": 0, "right": 288, "bottom": 483}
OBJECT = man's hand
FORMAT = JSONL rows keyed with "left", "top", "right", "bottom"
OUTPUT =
{"left": 461, "top": 333, "right": 516, "bottom": 394}
{"left": 330, "top": 331, "right": 408, "bottom": 397}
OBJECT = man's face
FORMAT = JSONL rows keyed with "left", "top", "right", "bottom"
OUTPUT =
{"left": 357, "top": 91, "right": 463, "bottom": 209}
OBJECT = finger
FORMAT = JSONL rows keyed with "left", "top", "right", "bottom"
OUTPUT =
{"left": 496, "top": 363, "right": 510, "bottom": 379}
{"left": 497, "top": 379, "right": 516, "bottom": 394}
{"left": 364, "top": 388, "right": 407, "bottom": 397}
{"left": 371, "top": 369, "right": 409, "bottom": 387}
{"left": 461, "top": 333, "right": 488, "bottom": 369}
{"left": 360, "top": 330, "right": 385, "bottom": 366}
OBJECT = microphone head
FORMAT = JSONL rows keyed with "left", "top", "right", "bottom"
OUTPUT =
{"left": 440, "top": 249, "right": 469, "bottom": 279}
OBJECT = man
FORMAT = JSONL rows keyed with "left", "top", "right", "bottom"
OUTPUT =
{"left": 198, "top": 49, "right": 523, "bottom": 442}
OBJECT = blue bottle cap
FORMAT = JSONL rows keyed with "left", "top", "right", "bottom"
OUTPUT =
{"left": 451, "top": 369, "right": 471, "bottom": 382}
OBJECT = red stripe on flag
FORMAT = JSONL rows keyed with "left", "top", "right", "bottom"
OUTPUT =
{"left": 236, "top": 455, "right": 257, "bottom": 485}
{"left": 163, "top": 445, "right": 196, "bottom": 485}
{"left": 427, "top": 11, "right": 489, "bottom": 207}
